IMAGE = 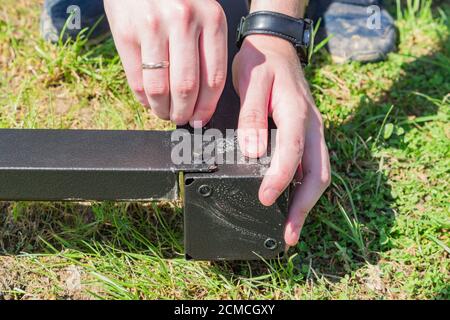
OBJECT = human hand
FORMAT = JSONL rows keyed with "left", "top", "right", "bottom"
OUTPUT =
{"left": 104, "top": 0, "right": 227, "bottom": 125}
{"left": 232, "top": 35, "right": 331, "bottom": 247}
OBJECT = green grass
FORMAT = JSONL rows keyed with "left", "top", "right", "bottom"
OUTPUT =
{"left": 0, "top": 0, "right": 449, "bottom": 300}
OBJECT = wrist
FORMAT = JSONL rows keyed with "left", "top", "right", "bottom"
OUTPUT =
{"left": 249, "top": 0, "right": 307, "bottom": 18}
{"left": 243, "top": 34, "right": 297, "bottom": 54}
{"left": 240, "top": 34, "right": 302, "bottom": 68}
{"left": 236, "top": 11, "right": 313, "bottom": 66}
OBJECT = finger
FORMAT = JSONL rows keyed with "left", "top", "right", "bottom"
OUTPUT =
{"left": 111, "top": 34, "right": 148, "bottom": 107}
{"left": 190, "top": 18, "right": 227, "bottom": 128}
{"left": 104, "top": 6, "right": 148, "bottom": 106}
{"left": 236, "top": 67, "right": 272, "bottom": 158}
{"left": 141, "top": 31, "right": 170, "bottom": 120}
{"left": 169, "top": 27, "right": 200, "bottom": 125}
{"left": 258, "top": 80, "right": 307, "bottom": 206}
{"left": 284, "top": 111, "right": 331, "bottom": 246}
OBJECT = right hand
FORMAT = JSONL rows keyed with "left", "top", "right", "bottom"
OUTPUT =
{"left": 104, "top": 0, "right": 228, "bottom": 126}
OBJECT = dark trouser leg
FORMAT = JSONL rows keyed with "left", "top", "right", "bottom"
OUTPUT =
{"left": 41, "top": 0, "right": 110, "bottom": 43}
{"left": 210, "top": 0, "right": 249, "bottom": 131}
{"left": 41, "top": 0, "right": 248, "bottom": 48}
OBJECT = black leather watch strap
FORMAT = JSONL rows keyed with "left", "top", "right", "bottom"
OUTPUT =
{"left": 236, "top": 11, "right": 313, "bottom": 65}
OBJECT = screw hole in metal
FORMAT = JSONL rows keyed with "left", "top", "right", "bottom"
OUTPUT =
{"left": 197, "top": 184, "right": 212, "bottom": 197}
{"left": 264, "top": 238, "right": 278, "bottom": 250}
{"left": 185, "top": 178, "right": 195, "bottom": 186}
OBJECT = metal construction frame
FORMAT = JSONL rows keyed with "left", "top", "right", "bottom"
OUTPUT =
{"left": 0, "top": 1, "right": 289, "bottom": 260}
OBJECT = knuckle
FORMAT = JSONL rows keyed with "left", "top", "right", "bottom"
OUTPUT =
{"left": 207, "top": 70, "right": 226, "bottom": 89}
{"left": 317, "top": 164, "right": 331, "bottom": 189}
{"left": 240, "top": 109, "right": 266, "bottom": 128}
{"left": 320, "top": 171, "right": 332, "bottom": 189}
{"left": 173, "top": 3, "right": 194, "bottom": 27}
{"left": 116, "top": 30, "right": 136, "bottom": 44}
{"left": 208, "top": 4, "right": 226, "bottom": 27}
{"left": 145, "top": 80, "right": 169, "bottom": 97}
{"left": 174, "top": 78, "right": 198, "bottom": 97}
{"left": 277, "top": 167, "right": 294, "bottom": 187}
{"left": 130, "top": 83, "right": 149, "bottom": 107}
{"left": 296, "top": 104, "right": 310, "bottom": 122}
{"left": 144, "top": 15, "right": 160, "bottom": 32}
{"left": 130, "top": 82, "right": 146, "bottom": 97}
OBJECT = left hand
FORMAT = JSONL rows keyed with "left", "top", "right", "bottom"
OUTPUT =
{"left": 232, "top": 35, "right": 331, "bottom": 247}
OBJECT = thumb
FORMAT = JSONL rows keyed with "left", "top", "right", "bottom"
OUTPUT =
{"left": 237, "top": 67, "right": 273, "bottom": 158}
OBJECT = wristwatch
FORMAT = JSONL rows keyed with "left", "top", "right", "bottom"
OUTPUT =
{"left": 236, "top": 11, "right": 314, "bottom": 66}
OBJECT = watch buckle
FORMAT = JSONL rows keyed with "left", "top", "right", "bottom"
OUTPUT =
{"left": 236, "top": 16, "right": 246, "bottom": 47}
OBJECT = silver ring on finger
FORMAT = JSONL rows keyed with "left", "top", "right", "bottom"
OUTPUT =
{"left": 142, "top": 61, "right": 170, "bottom": 70}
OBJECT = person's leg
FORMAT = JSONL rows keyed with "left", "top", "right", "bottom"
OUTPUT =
{"left": 41, "top": 0, "right": 110, "bottom": 43}
{"left": 41, "top": 0, "right": 247, "bottom": 46}
{"left": 204, "top": 0, "right": 249, "bottom": 130}
{"left": 307, "top": 0, "right": 396, "bottom": 63}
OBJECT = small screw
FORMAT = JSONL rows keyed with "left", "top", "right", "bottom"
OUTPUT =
{"left": 198, "top": 185, "right": 212, "bottom": 197}
{"left": 264, "top": 238, "right": 278, "bottom": 250}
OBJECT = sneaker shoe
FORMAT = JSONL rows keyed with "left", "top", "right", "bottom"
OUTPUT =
{"left": 307, "top": 0, "right": 397, "bottom": 63}
{"left": 40, "top": 0, "right": 110, "bottom": 44}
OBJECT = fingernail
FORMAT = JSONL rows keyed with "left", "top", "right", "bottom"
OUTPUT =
{"left": 189, "top": 119, "right": 204, "bottom": 128}
{"left": 263, "top": 188, "right": 279, "bottom": 205}
{"left": 285, "top": 223, "right": 301, "bottom": 246}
